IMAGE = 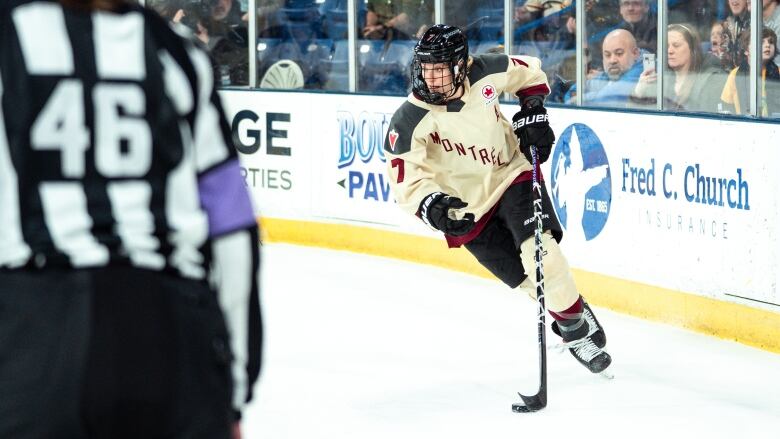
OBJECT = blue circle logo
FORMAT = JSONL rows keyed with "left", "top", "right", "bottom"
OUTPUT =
{"left": 550, "top": 123, "right": 611, "bottom": 241}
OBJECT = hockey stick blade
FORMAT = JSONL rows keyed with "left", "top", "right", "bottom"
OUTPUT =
{"left": 512, "top": 392, "right": 547, "bottom": 413}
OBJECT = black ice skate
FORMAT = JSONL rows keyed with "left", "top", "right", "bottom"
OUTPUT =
{"left": 564, "top": 328, "right": 612, "bottom": 373}
{"left": 552, "top": 303, "right": 611, "bottom": 374}
{"left": 551, "top": 302, "right": 606, "bottom": 348}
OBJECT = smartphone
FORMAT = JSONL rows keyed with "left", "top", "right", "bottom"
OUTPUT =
{"left": 642, "top": 53, "right": 656, "bottom": 72}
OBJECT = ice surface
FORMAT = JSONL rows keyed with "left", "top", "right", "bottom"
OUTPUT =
{"left": 242, "top": 244, "right": 780, "bottom": 439}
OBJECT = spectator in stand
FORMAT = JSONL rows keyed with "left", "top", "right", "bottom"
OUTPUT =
{"left": 213, "top": 0, "right": 245, "bottom": 23}
{"left": 720, "top": 28, "right": 780, "bottom": 116}
{"left": 363, "top": 0, "right": 433, "bottom": 40}
{"left": 172, "top": 0, "right": 247, "bottom": 30}
{"left": 617, "top": 0, "right": 657, "bottom": 53}
{"left": 514, "top": 0, "right": 573, "bottom": 42}
{"left": 701, "top": 20, "right": 735, "bottom": 73}
{"left": 725, "top": 0, "right": 750, "bottom": 57}
{"left": 717, "top": 19, "right": 743, "bottom": 70}
{"left": 632, "top": 23, "right": 727, "bottom": 112}
{"left": 565, "top": 29, "right": 643, "bottom": 107}
{"left": 168, "top": 0, "right": 250, "bottom": 86}
{"left": 764, "top": 0, "right": 780, "bottom": 35}
{"left": 709, "top": 21, "right": 728, "bottom": 59}
{"left": 764, "top": 0, "right": 780, "bottom": 65}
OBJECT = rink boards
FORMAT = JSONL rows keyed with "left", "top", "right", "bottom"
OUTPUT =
{"left": 219, "top": 89, "right": 780, "bottom": 353}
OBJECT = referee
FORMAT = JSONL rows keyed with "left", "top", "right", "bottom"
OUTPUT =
{"left": 0, "top": 1, "right": 261, "bottom": 438}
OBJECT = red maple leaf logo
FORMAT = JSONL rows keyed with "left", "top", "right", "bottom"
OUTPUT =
{"left": 388, "top": 129, "right": 399, "bottom": 151}
{"left": 482, "top": 85, "right": 496, "bottom": 99}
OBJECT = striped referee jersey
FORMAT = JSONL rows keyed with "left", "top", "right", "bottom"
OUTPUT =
{"left": 0, "top": 0, "right": 261, "bottom": 412}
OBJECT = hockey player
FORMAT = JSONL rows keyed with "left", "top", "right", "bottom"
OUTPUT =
{"left": 0, "top": 1, "right": 260, "bottom": 438}
{"left": 384, "top": 24, "right": 611, "bottom": 374}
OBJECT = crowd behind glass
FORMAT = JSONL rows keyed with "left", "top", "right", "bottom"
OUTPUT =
{"left": 143, "top": 0, "right": 780, "bottom": 118}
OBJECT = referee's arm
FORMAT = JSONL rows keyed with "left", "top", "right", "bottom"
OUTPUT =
{"left": 186, "top": 42, "right": 262, "bottom": 418}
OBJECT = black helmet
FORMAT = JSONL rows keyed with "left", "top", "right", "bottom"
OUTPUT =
{"left": 411, "top": 24, "right": 469, "bottom": 105}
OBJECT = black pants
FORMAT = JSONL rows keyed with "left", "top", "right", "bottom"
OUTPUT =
{"left": 0, "top": 267, "right": 233, "bottom": 439}
{"left": 464, "top": 179, "right": 562, "bottom": 288}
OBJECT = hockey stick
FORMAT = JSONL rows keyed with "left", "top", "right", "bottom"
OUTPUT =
{"left": 512, "top": 145, "right": 548, "bottom": 413}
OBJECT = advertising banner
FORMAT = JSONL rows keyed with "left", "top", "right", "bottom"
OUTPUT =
{"left": 546, "top": 110, "right": 780, "bottom": 309}
{"left": 219, "top": 90, "right": 780, "bottom": 310}
{"left": 220, "top": 90, "right": 311, "bottom": 219}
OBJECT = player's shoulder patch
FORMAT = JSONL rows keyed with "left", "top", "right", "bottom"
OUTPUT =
{"left": 384, "top": 100, "right": 429, "bottom": 155}
{"left": 467, "top": 54, "right": 509, "bottom": 84}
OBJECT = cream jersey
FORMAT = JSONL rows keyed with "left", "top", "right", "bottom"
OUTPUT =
{"left": 384, "top": 53, "right": 550, "bottom": 224}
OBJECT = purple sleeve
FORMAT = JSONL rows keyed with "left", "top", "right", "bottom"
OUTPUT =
{"left": 198, "top": 159, "right": 257, "bottom": 237}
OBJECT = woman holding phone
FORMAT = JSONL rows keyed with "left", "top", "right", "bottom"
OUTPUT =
{"left": 632, "top": 23, "right": 727, "bottom": 112}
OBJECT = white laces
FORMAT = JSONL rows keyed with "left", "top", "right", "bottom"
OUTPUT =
{"left": 566, "top": 337, "right": 602, "bottom": 362}
{"left": 583, "top": 308, "right": 599, "bottom": 336}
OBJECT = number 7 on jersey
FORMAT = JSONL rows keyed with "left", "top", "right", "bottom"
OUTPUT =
{"left": 391, "top": 158, "right": 404, "bottom": 183}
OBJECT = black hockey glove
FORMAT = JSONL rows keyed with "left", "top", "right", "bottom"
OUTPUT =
{"left": 419, "top": 192, "right": 475, "bottom": 236}
{"left": 512, "top": 104, "right": 555, "bottom": 164}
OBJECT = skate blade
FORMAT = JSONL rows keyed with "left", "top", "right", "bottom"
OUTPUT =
{"left": 598, "top": 369, "right": 614, "bottom": 380}
{"left": 512, "top": 402, "right": 544, "bottom": 413}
